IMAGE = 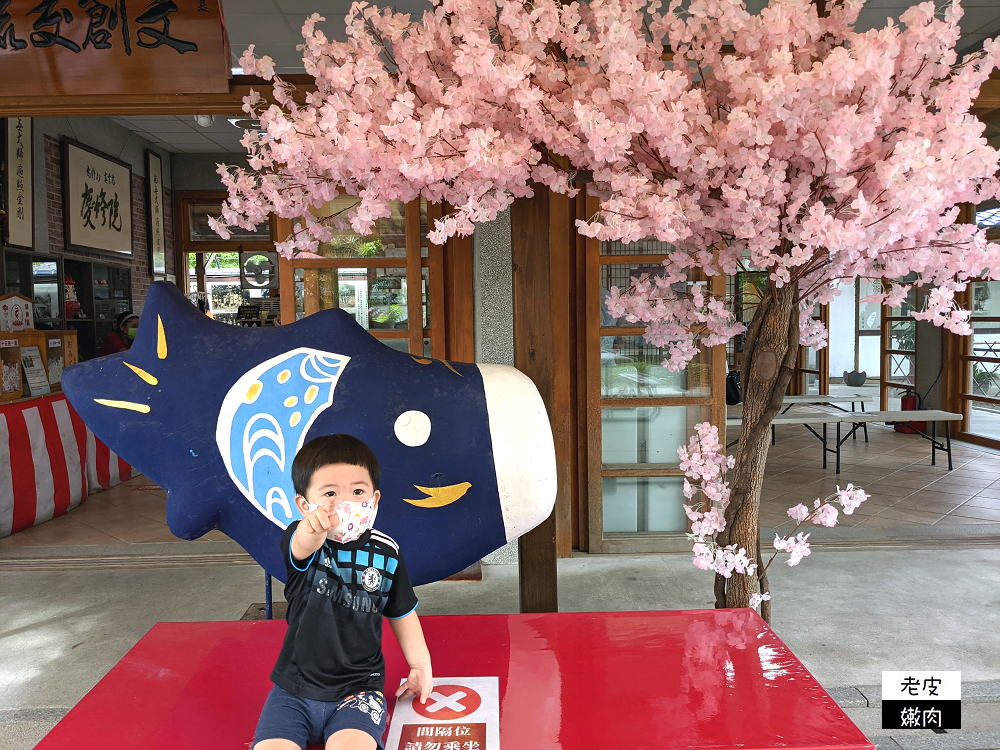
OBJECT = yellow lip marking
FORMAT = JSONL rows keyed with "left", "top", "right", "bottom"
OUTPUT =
{"left": 124, "top": 362, "right": 157, "bottom": 385}
{"left": 245, "top": 381, "right": 263, "bottom": 404}
{"left": 410, "top": 356, "right": 462, "bottom": 377}
{"left": 284, "top": 396, "right": 298, "bottom": 408}
{"left": 403, "top": 482, "right": 472, "bottom": 508}
{"left": 157, "top": 315, "right": 167, "bottom": 359}
{"left": 94, "top": 399, "right": 151, "bottom": 414}
{"left": 278, "top": 369, "right": 291, "bottom": 384}
{"left": 290, "top": 411, "right": 301, "bottom": 427}
{"left": 304, "top": 385, "right": 319, "bottom": 404}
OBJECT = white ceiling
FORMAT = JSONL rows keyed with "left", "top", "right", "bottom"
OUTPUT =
{"left": 114, "top": 0, "right": 1000, "bottom": 153}
{"left": 108, "top": 114, "right": 250, "bottom": 153}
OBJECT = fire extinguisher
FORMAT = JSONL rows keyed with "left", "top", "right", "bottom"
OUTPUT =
{"left": 895, "top": 392, "right": 926, "bottom": 434}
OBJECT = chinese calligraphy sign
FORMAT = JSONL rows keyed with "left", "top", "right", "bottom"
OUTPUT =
{"left": 385, "top": 678, "right": 500, "bottom": 750}
{"left": 4, "top": 116, "right": 33, "bottom": 248}
{"left": 146, "top": 149, "right": 165, "bottom": 275}
{"left": 63, "top": 138, "right": 132, "bottom": 257}
{"left": 0, "top": 0, "right": 229, "bottom": 95}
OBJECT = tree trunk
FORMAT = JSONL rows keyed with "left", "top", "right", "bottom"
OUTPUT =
{"left": 714, "top": 281, "right": 800, "bottom": 623}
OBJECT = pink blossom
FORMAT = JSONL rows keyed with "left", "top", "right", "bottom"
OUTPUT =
{"left": 836, "top": 483, "right": 869, "bottom": 514}
{"left": 786, "top": 504, "right": 810, "bottom": 523}
{"left": 812, "top": 504, "right": 839, "bottom": 527}
{"left": 773, "top": 532, "right": 812, "bottom": 566}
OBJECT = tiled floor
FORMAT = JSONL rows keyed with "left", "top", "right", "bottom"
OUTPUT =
{"left": 0, "top": 474, "right": 229, "bottom": 550}
{"left": 1, "top": 421, "right": 999, "bottom": 552}
{"left": 758, "top": 421, "right": 1000, "bottom": 530}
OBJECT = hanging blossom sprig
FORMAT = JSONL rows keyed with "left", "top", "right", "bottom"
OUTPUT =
{"left": 680, "top": 422, "right": 869, "bottom": 611}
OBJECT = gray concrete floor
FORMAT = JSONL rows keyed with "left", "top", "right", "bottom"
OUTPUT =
{"left": 2, "top": 549, "right": 1000, "bottom": 749}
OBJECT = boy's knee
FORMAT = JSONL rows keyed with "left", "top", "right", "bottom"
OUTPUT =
{"left": 253, "top": 740, "right": 302, "bottom": 750}
{"left": 326, "top": 728, "right": 377, "bottom": 750}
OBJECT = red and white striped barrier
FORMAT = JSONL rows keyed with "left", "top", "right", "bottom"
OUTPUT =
{"left": 0, "top": 394, "right": 136, "bottom": 538}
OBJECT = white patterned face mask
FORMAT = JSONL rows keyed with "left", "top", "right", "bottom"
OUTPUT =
{"left": 308, "top": 496, "right": 378, "bottom": 543}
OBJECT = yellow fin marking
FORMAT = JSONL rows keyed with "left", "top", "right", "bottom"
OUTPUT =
{"left": 94, "top": 399, "right": 150, "bottom": 414}
{"left": 157, "top": 316, "right": 167, "bottom": 359}
{"left": 304, "top": 385, "right": 319, "bottom": 404}
{"left": 278, "top": 369, "right": 291, "bottom": 384}
{"left": 284, "top": 396, "right": 298, "bottom": 408}
{"left": 290, "top": 411, "right": 301, "bottom": 427}
{"left": 123, "top": 362, "right": 157, "bottom": 386}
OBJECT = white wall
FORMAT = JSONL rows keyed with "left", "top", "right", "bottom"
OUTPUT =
{"left": 828, "top": 281, "right": 856, "bottom": 377}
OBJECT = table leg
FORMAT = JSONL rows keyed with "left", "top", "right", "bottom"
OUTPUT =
{"left": 931, "top": 421, "right": 936, "bottom": 466}
{"left": 851, "top": 404, "right": 856, "bottom": 440}
{"left": 823, "top": 422, "right": 827, "bottom": 469}
{"left": 861, "top": 402, "right": 869, "bottom": 442}
{"left": 836, "top": 421, "right": 841, "bottom": 474}
{"left": 946, "top": 421, "right": 953, "bottom": 471}
{"left": 772, "top": 423, "right": 775, "bottom": 446}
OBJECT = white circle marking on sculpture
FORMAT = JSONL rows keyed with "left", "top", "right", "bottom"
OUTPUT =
{"left": 394, "top": 410, "right": 431, "bottom": 447}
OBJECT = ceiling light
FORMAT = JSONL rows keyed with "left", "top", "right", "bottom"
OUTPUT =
{"left": 229, "top": 117, "right": 263, "bottom": 131}
{"left": 193, "top": 114, "right": 216, "bottom": 128}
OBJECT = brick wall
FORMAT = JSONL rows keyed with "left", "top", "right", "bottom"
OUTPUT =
{"left": 43, "top": 134, "right": 173, "bottom": 316}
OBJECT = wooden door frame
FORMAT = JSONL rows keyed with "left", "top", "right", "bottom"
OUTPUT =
{"left": 582, "top": 191, "right": 727, "bottom": 555}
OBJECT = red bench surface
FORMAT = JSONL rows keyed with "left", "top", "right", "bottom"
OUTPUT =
{"left": 35, "top": 609, "right": 873, "bottom": 750}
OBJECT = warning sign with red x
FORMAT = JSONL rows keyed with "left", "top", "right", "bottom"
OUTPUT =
{"left": 385, "top": 677, "right": 500, "bottom": 750}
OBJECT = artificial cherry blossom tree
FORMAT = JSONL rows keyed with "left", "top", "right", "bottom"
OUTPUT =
{"left": 215, "top": 0, "right": 1000, "bottom": 620}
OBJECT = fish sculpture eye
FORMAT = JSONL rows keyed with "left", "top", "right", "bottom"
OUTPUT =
{"left": 394, "top": 410, "right": 431, "bottom": 447}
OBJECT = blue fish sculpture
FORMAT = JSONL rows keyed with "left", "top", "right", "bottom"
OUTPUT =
{"left": 61, "top": 282, "right": 556, "bottom": 585}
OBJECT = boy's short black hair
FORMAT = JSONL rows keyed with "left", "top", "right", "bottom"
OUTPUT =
{"left": 292, "top": 434, "right": 381, "bottom": 497}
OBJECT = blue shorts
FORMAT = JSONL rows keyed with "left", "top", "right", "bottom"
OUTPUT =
{"left": 253, "top": 685, "right": 387, "bottom": 749}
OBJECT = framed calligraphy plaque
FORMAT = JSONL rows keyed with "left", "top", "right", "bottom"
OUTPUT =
{"left": 4, "top": 116, "right": 34, "bottom": 250}
{"left": 146, "top": 149, "right": 166, "bottom": 275}
{"left": 63, "top": 138, "right": 133, "bottom": 258}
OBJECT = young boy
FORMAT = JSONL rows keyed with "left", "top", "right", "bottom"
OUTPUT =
{"left": 253, "top": 434, "right": 433, "bottom": 750}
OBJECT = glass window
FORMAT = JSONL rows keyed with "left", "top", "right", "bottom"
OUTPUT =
{"left": 889, "top": 320, "right": 916, "bottom": 352}
{"left": 602, "top": 476, "right": 687, "bottom": 532}
{"left": 968, "top": 400, "right": 1000, "bottom": 440}
{"left": 189, "top": 205, "right": 270, "bottom": 242}
{"left": 601, "top": 405, "right": 710, "bottom": 465}
{"left": 294, "top": 266, "right": 429, "bottom": 330}
{"left": 885, "top": 386, "right": 912, "bottom": 412}
{"left": 32, "top": 261, "right": 60, "bottom": 320}
{"left": 972, "top": 320, "right": 1000, "bottom": 359}
{"left": 601, "top": 340, "right": 710, "bottom": 397}
{"left": 976, "top": 203, "right": 1000, "bottom": 229}
{"left": 886, "top": 353, "right": 915, "bottom": 386}
{"left": 969, "top": 360, "right": 1000, "bottom": 399}
{"left": 600, "top": 239, "right": 675, "bottom": 256}
{"left": 971, "top": 281, "right": 1000, "bottom": 318}
{"left": 858, "top": 279, "right": 882, "bottom": 332}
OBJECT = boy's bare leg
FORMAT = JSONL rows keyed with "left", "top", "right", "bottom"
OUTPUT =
{"left": 326, "top": 728, "right": 377, "bottom": 749}
{"left": 253, "top": 740, "right": 302, "bottom": 750}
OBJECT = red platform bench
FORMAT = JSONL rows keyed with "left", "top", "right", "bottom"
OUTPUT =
{"left": 35, "top": 610, "right": 874, "bottom": 750}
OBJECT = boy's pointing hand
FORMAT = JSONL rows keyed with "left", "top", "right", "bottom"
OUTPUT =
{"left": 303, "top": 505, "right": 341, "bottom": 537}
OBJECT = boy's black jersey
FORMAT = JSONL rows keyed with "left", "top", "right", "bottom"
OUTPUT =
{"left": 270, "top": 521, "right": 418, "bottom": 702}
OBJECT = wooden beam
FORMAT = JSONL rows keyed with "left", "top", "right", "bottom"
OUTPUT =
{"left": 405, "top": 199, "right": 424, "bottom": 356}
{"left": 0, "top": 75, "right": 318, "bottom": 117}
{"left": 427, "top": 202, "right": 447, "bottom": 360}
{"left": 443, "top": 230, "right": 475, "bottom": 362}
{"left": 275, "top": 218, "right": 296, "bottom": 326}
{"left": 512, "top": 189, "right": 559, "bottom": 614}
{"left": 549, "top": 180, "right": 574, "bottom": 560}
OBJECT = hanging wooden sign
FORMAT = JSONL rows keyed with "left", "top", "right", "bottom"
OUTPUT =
{"left": 0, "top": 0, "right": 231, "bottom": 96}
{"left": 4, "top": 116, "right": 33, "bottom": 249}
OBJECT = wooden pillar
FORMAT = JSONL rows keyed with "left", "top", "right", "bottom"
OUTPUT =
{"left": 512, "top": 187, "right": 562, "bottom": 613}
